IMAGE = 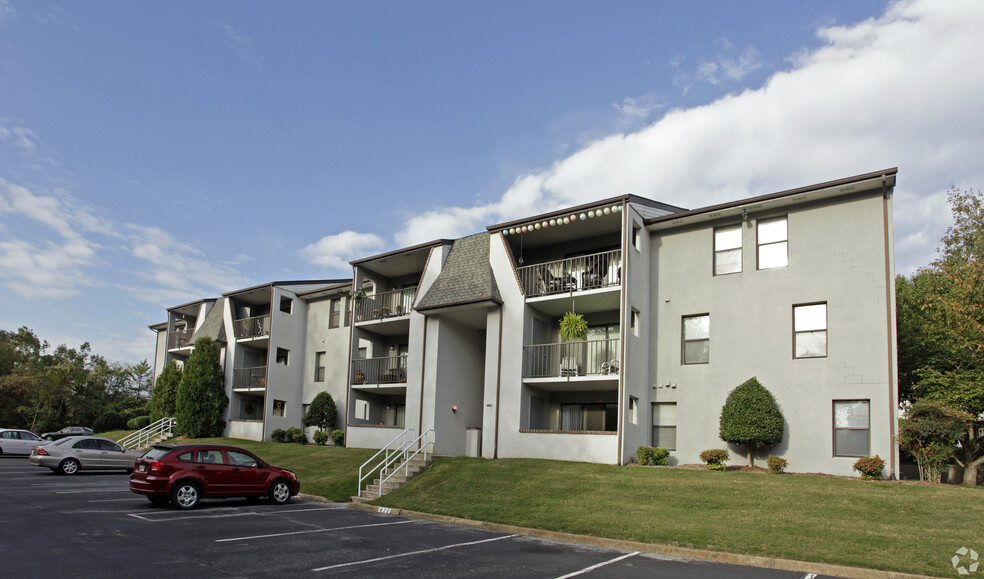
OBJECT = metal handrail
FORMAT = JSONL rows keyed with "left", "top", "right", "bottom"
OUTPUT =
{"left": 357, "top": 428, "right": 415, "bottom": 496}
{"left": 167, "top": 329, "right": 193, "bottom": 349}
{"left": 350, "top": 355, "right": 408, "bottom": 385}
{"left": 354, "top": 287, "right": 417, "bottom": 322}
{"left": 516, "top": 249, "right": 621, "bottom": 296}
{"left": 118, "top": 417, "right": 176, "bottom": 450}
{"left": 523, "top": 338, "right": 620, "bottom": 377}
{"left": 233, "top": 314, "right": 271, "bottom": 339}
{"left": 378, "top": 429, "right": 435, "bottom": 497}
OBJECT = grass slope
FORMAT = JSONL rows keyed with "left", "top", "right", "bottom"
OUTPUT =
{"left": 372, "top": 457, "right": 983, "bottom": 577}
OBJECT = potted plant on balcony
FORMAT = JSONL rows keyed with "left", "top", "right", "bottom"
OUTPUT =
{"left": 349, "top": 287, "right": 367, "bottom": 321}
{"left": 559, "top": 311, "right": 587, "bottom": 377}
{"left": 395, "top": 304, "right": 405, "bottom": 316}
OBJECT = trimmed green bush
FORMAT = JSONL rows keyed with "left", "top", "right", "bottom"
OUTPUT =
{"left": 270, "top": 428, "right": 287, "bottom": 443}
{"left": 313, "top": 430, "right": 329, "bottom": 446}
{"left": 700, "top": 448, "right": 729, "bottom": 471}
{"left": 853, "top": 455, "right": 886, "bottom": 480}
{"left": 127, "top": 415, "right": 151, "bottom": 430}
{"left": 286, "top": 427, "right": 305, "bottom": 444}
{"left": 767, "top": 455, "right": 788, "bottom": 474}
{"left": 719, "top": 377, "right": 785, "bottom": 466}
{"left": 303, "top": 392, "right": 338, "bottom": 432}
{"left": 636, "top": 446, "right": 669, "bottom": 466}
{"left": 331, "top": 429, "right": 345, "bottom": 447}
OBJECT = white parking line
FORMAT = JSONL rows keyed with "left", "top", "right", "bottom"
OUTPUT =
{"left": 88, "top": 498, "right": 141, "bottom": 503}
{"left": 216, "top": 519, "right": 415, "bottom": 542}
{"left": 57, "top": 489, "right": 131, "bottom": 494}
{"left": 554, "top": 551, "right": 640, "bottom": 578}
{"left": 129, "top": 505, "right": 336, "bottom": 522}
{"left": 311, "top": 534, "right": 519, "bottom": 572}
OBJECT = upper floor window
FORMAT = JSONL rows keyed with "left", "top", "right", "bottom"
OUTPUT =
{"left": 276, "top": 348, "right": 289, "bottom": 365}
{"left": 279, "top": 296, "right": 293, "bottom": 314}
{"left": 314, "top": 351, "right": 326, "bottom": 382}
{"left": 329, "top": 298, "right": 341, "bottom": 329}
{"left": 793, "top": 303, "right": 827, "bottom": 358}
{"left": 682, "top": 314, "right": 709, "bottom": 365}
{"left": 714, "top": 225, "right": 742, "bottom": 275}
{"left": 757, "top": 217, "right": 788, "bottom": 269}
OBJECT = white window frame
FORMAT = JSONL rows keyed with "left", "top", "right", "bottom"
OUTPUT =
{"left": 714, "top": 225, "right": 742, "bottom": 275}
{"left": 757, "top": 217, "right": 788, "bottom": 269}
{"left": 652, "top": 402, "right": 677, "bottom": 451}
{"left": 793, "top": 302, "right": 827, "bottom": 358}
{"left": 833, "top": 400, "right": 870, "bottom": 457}
{"left": 682, "top": 314, "right": 710, "bottom": 365}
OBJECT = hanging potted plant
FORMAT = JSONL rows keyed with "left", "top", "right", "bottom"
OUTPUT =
{"left": 349, "top": 287, "right": 368, "bottom": 321}
{"left": 559, "top": 311, "right": 588, "bottom": 342}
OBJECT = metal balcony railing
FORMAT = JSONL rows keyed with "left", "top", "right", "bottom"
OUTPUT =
{"left": 523, "top": 338, "right": 620, "bottom": 378}
{"left": 517, "top": 249, "right": 621, "bottom": 297}
{"left": 233, "top": 366, "right": 267, "bottom": 389}
{"left": 167, "top": 329, "right": 194, "bottom": 349}
{"left": 351, "top": 355, "right": 409, "bottom": 385}
{"left": 353, "top": 287, "right": 416, "bottom": 322}
{"left": 233, "top": 315, "right": 271, "bottom": 339}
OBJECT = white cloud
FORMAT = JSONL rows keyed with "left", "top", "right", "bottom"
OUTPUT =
{"left": 612, "top": 96, "right": 663, "bottom": 121}
{"left": 392, "top": 0, "right": 984, "bottom": 274}
{"left": 0, "top": 125, "right": 39, "bottom": 154}
{"left": 301, "top": 231, "right": 385, "bottom": 271}
{"left": 0, "top": 0, "right": 15, "bottom": 25}
{"left": 220, "top": 23, "right": 262, "bottom": 69}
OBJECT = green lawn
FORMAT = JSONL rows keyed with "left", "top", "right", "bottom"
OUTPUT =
{"left": 371, "top": 457, "right": 983, "bottom": 577}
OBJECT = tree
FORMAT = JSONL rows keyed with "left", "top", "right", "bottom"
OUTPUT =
{"left": 149, "top": 361, "right": 182, "bottom": 422}
{"left": 898, "top": 400, "right": 973, "bottom": 483}
{"left": 302, "top": 391, "right": 337, "bottom": 433}
{"left": 175, "top": 337, "right": 227, "bottom": 438}
{"left": 719, "top": 377, "right": 785, "bottom": 466}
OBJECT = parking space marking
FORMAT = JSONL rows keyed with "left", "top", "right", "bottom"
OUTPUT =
{"left": 128, "top": 504, "right": 338, "bottom": 522}
{"left": 88, "top": 498, "right": 141, "bottom": 503}
{"left": 57, "top": 488, "right": 131, "bottom": 494}
{"left": 554, "top": 551, "right": 640, "bottom": 578}
{"left": 216, "top": 519, "right": 415, "bottom": 542}
{"left": 311, "top": 533, "right": 519, "bottom": 572}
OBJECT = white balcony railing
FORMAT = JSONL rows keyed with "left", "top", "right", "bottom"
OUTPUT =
{"left": 523, "top": 338, "right": 620, "bottom": 378}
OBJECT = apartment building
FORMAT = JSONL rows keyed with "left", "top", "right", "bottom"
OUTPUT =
{"left": 151, "top": 168, "right": 899, "bottom": 477}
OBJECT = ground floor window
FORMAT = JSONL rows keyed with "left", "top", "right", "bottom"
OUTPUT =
{"left": 833, "top": 400, "right": 869, "bottom": 457}
{"left": 561, "top": 403, "right": 617, "bottom": 431}
{"left": 652, "top": 402, "right": 677, "bottom": 450}
{"left": 394, "top": 404, "right": 405, "bottom": 428}
{"left": 272, "top": 399, "right": 285, "bottom": 417}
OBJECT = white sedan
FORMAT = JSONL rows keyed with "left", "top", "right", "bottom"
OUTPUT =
{"left": 0, "top": 429, "right": 45, "bottom": 455}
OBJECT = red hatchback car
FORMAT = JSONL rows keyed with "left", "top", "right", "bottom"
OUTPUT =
{"left": 130, "top": 444, "right": 300, "bottom": 509}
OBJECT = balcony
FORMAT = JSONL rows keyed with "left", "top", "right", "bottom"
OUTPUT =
{"left": 233, "top": 315, "right": 271, "bottom": 340}
{"left": 523, "top": 338, "right": 620, "bottom": 379}
{"left": 233, "top": 366, "right": 267, "bottom": 391}
{"left": 167, "top": 329, "right": 193, "bottom": 350}
{"left": 517, "top": 249, "right": 621, "bottom": 297}
{"left": 354, "top": 287, "right": 416, "bottom": 323}
{"left": 351, "top": 355, "right": 408, "bottom": 386}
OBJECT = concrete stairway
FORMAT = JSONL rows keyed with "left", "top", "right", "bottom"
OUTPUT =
{"left": 351, "top": 455, "right": 432, "bottom": 503}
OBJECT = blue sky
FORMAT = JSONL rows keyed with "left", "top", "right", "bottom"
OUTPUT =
{"left": 1, "top": 0, "right": 981, "bottom": 363}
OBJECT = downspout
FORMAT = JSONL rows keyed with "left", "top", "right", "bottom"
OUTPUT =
{"left": 881, "top": 175, "right": 898, "bottom": 479}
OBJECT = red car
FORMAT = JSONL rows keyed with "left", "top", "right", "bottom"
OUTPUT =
{"left": 129, "top": 444, "right": 300, "bottom": 509}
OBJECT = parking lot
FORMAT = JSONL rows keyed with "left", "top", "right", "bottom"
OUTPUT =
{"left": 0, "top": 457, "right": 824, "bottom": 578}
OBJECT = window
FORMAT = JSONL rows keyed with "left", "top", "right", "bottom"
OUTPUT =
{"left": 196, "top": 449, "right": 224, "bottom": 464}
{"left": 355, "top": 399, "right": 369, "bottom": 420}
{"left": 633, "top": 223, "right": 642, "bottom": 251}
{"left": 560, "top": 403, "right": 617, "bottom": 431}
{"left": 630, "top": 309, "right": 640, "bottom": 337}
{"left": 629, "top": 397, "right": 638, "bottom": 425}
{"left": 394, "top": 404, "right": 406, "bottom": 428}
{"left": 314, "top": 351, "right": 326, "bottom": 382}
{"left": 834, "top": 400, "right": 869, "bottom": 457}
{"left": 757, "top": 217, "right": 788, "bottom": 269}
{"left": 682, "top": 314, "right": 709, "bottom": 364}
{"left": 714, "top": 225, "right": 742, "bottom": 275}
{"left": 652, "top": 402, "right": 677, "bottom": 451}
{"left": 227, "top": 450, "right": 258, "bottom": 467}
{"left": 276, "top": 348, "right": 289, "bottom": 365}
{"left": 794, "top": 303, "right": 827, "bottom": 358}
{"left": 329, "top": 299, "right": 341, "bottom": 329}
{"left": 344, "top": 298, "right": 351, "bottom": 327}
{"left": 273, "top": 399, "right": 285, "bottom": 417}
{"left": 279, "top": 296, "right": 293, "bottom": 314}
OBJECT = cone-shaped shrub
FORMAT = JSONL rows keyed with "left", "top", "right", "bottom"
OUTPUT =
{"left": 719, "top": 377, "right": 785, "bottom": 466}
{"left": 175, "top": 337, "right": 228, "bottom": 438}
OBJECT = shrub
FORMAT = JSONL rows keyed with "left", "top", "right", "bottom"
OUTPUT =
{"left": 149, "top": 361, "right": 182, "bottom": 422}
{"left": 719, "top": 377, "right": 785, "bottom": 466}
{"left": 331, "top": 429, "right": 345, "bottom": 447}
{"left": 767, "top": 455, "right": 788, "bottom": 475}
{"left": 700, "top": 448, "right": 729, "bottom": 471}
{"left": 286, "top": 427, "right": 306, "bottom": 444}
{"left": 303, "top": 392, "right": 338, "bottom": 432}
{"left": 270, "top": 428, "right": 287, "bottom": 443}
{"left": 636, "top": 446, "right": 654, "bottom": 465}
{"left": 313, "top": 430, "right": 329, "bottom": 446}
{"left": 854, "top": 455, "right": 886, "bottom": 480}
{"left": 127, "top": 415, "right": 151, "bottom": 430}
{"left": 637, "top": 446, "right": 668, "bottom": 466}
{"left": 93, "top": 411, "right": 127, "bottom": 432}
{"left": 897, "top": 399, "right": 971, "bottom": 482}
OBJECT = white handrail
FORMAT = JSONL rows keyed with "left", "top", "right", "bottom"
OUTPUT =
{"left": 357, "top": 428, "right": 415, "bottom": 496}
{"left": 378, "top": 429, "right": 434, "bottom": 497}
{"left": 118, "top": 417, "right": 176, "bottom": 450}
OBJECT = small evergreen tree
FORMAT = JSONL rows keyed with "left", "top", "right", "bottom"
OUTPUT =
{"left": 149, "top": 361, "right": 182, "bottom": 422}
{"left": 719, "top": 377, "right": 785, "bottom": 466}
{"left": 175, "top": 337, "right": 227, "bottom": 438}
{"left": 303, "top": 392, "right": 338, "bottom": 432}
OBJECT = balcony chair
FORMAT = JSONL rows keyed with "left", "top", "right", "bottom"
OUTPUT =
{"left": 581, "top": 255, "right": 610, "bottom": 289}
{"left": 560, "top": 357, "right": 579, "bottom": 377}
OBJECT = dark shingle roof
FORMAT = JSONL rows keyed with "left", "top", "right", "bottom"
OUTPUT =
{"left": 415, "top": 233, "right": 501, "bottom": 311}
{"left": 192, "top": 297, "right": 227, "bottom": 343}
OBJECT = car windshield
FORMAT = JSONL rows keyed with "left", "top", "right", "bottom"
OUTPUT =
{"left": 142, "top": 447, "right": 173, "bottom": 460}
{"left": 46, "top": 438, "right": 73, "bottom": 446}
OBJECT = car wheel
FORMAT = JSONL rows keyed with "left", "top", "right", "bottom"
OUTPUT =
{"left": 268, "top": 479, "right": 292, "bottom": 505}
{"left": 147, "top": 496, "right": 169, "bottom": 507}
{"left": 171, "top": 481, "right": 201, "bottom": 510}
{"left": 59, "top": 458, "right": 80, "bottom": 475}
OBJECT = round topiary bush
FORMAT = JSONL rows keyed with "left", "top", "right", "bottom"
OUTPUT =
{"left": 699, "top": 448, "right": 729, "bottom": 471}
{"left": 719, "top": 377, "right": 785, "bottom": 466}
{"left": 270, "top": 428, "right": 287, "bottom": 443}
{"left": 767, "top": 455, "right": 788, "bottom": 474}
{"left": 285, "top": 427, "right": 305, "bottom": 444}
{"left": 331, "top": 429, "right": 345, "bottom": 447}
{"left": 313, "top": 430, "right": 329, "bottom": 446}
{"left": 853, "top": 455, "right": 885, "bottom": 480}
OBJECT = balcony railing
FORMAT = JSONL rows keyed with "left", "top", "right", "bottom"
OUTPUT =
{"left": 351, "top": 355, "right": 409, "bottom": 385}
{"left": 523, "top": 338, "right": 620, "bottom": 378}
{"left": 233, "top": 366, "right": 267, "bottom": 390}
{"left": 517, "top": 249, "right": 621, "bottom": 297}
{"left": 233, "top": 315, "right": 271, "bottom": 339}
{"left": 167, "top": 329, "right": 193, "bottom": 350}
{"left": 354, "top": 287, "right": 417, "bottom": 322}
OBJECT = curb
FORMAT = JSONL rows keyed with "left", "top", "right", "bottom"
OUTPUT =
{"left": 346, "top": 502, "right": 933, "bottom": 579}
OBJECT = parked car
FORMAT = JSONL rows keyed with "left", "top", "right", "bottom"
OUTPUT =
{"left": 0, "top": 429, "right": 45, "bottom": 455}
{"left": 129, "top": 444, "right": 300, "bottom": 509}
{"left": 29, "top": 436, "right": 143, "bottom": 475}
{"left": 41, "top": 426, "right": 94, "bottom": 441}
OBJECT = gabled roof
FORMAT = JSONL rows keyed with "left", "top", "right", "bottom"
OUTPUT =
{"left": 415, "top": 232, "right": 502, "bottom": 311}
{"left": 192, "top": 297, "right": 227, "bottom": 344}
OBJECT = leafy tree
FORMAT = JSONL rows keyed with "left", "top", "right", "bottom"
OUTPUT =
{"left": 303, "top": 391, "right": 337, "bottom": 432}
{"left": 898, "top": 400, "right": 973, "bottom": 483}
{"left": 149, "top": 361, "right": 183, "bottom": 421}
{"left": 175, "top": 337, "right": 227, "bottom": 438}
{"left": 719, "top": 377, "right": 785, "bottom": 466}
